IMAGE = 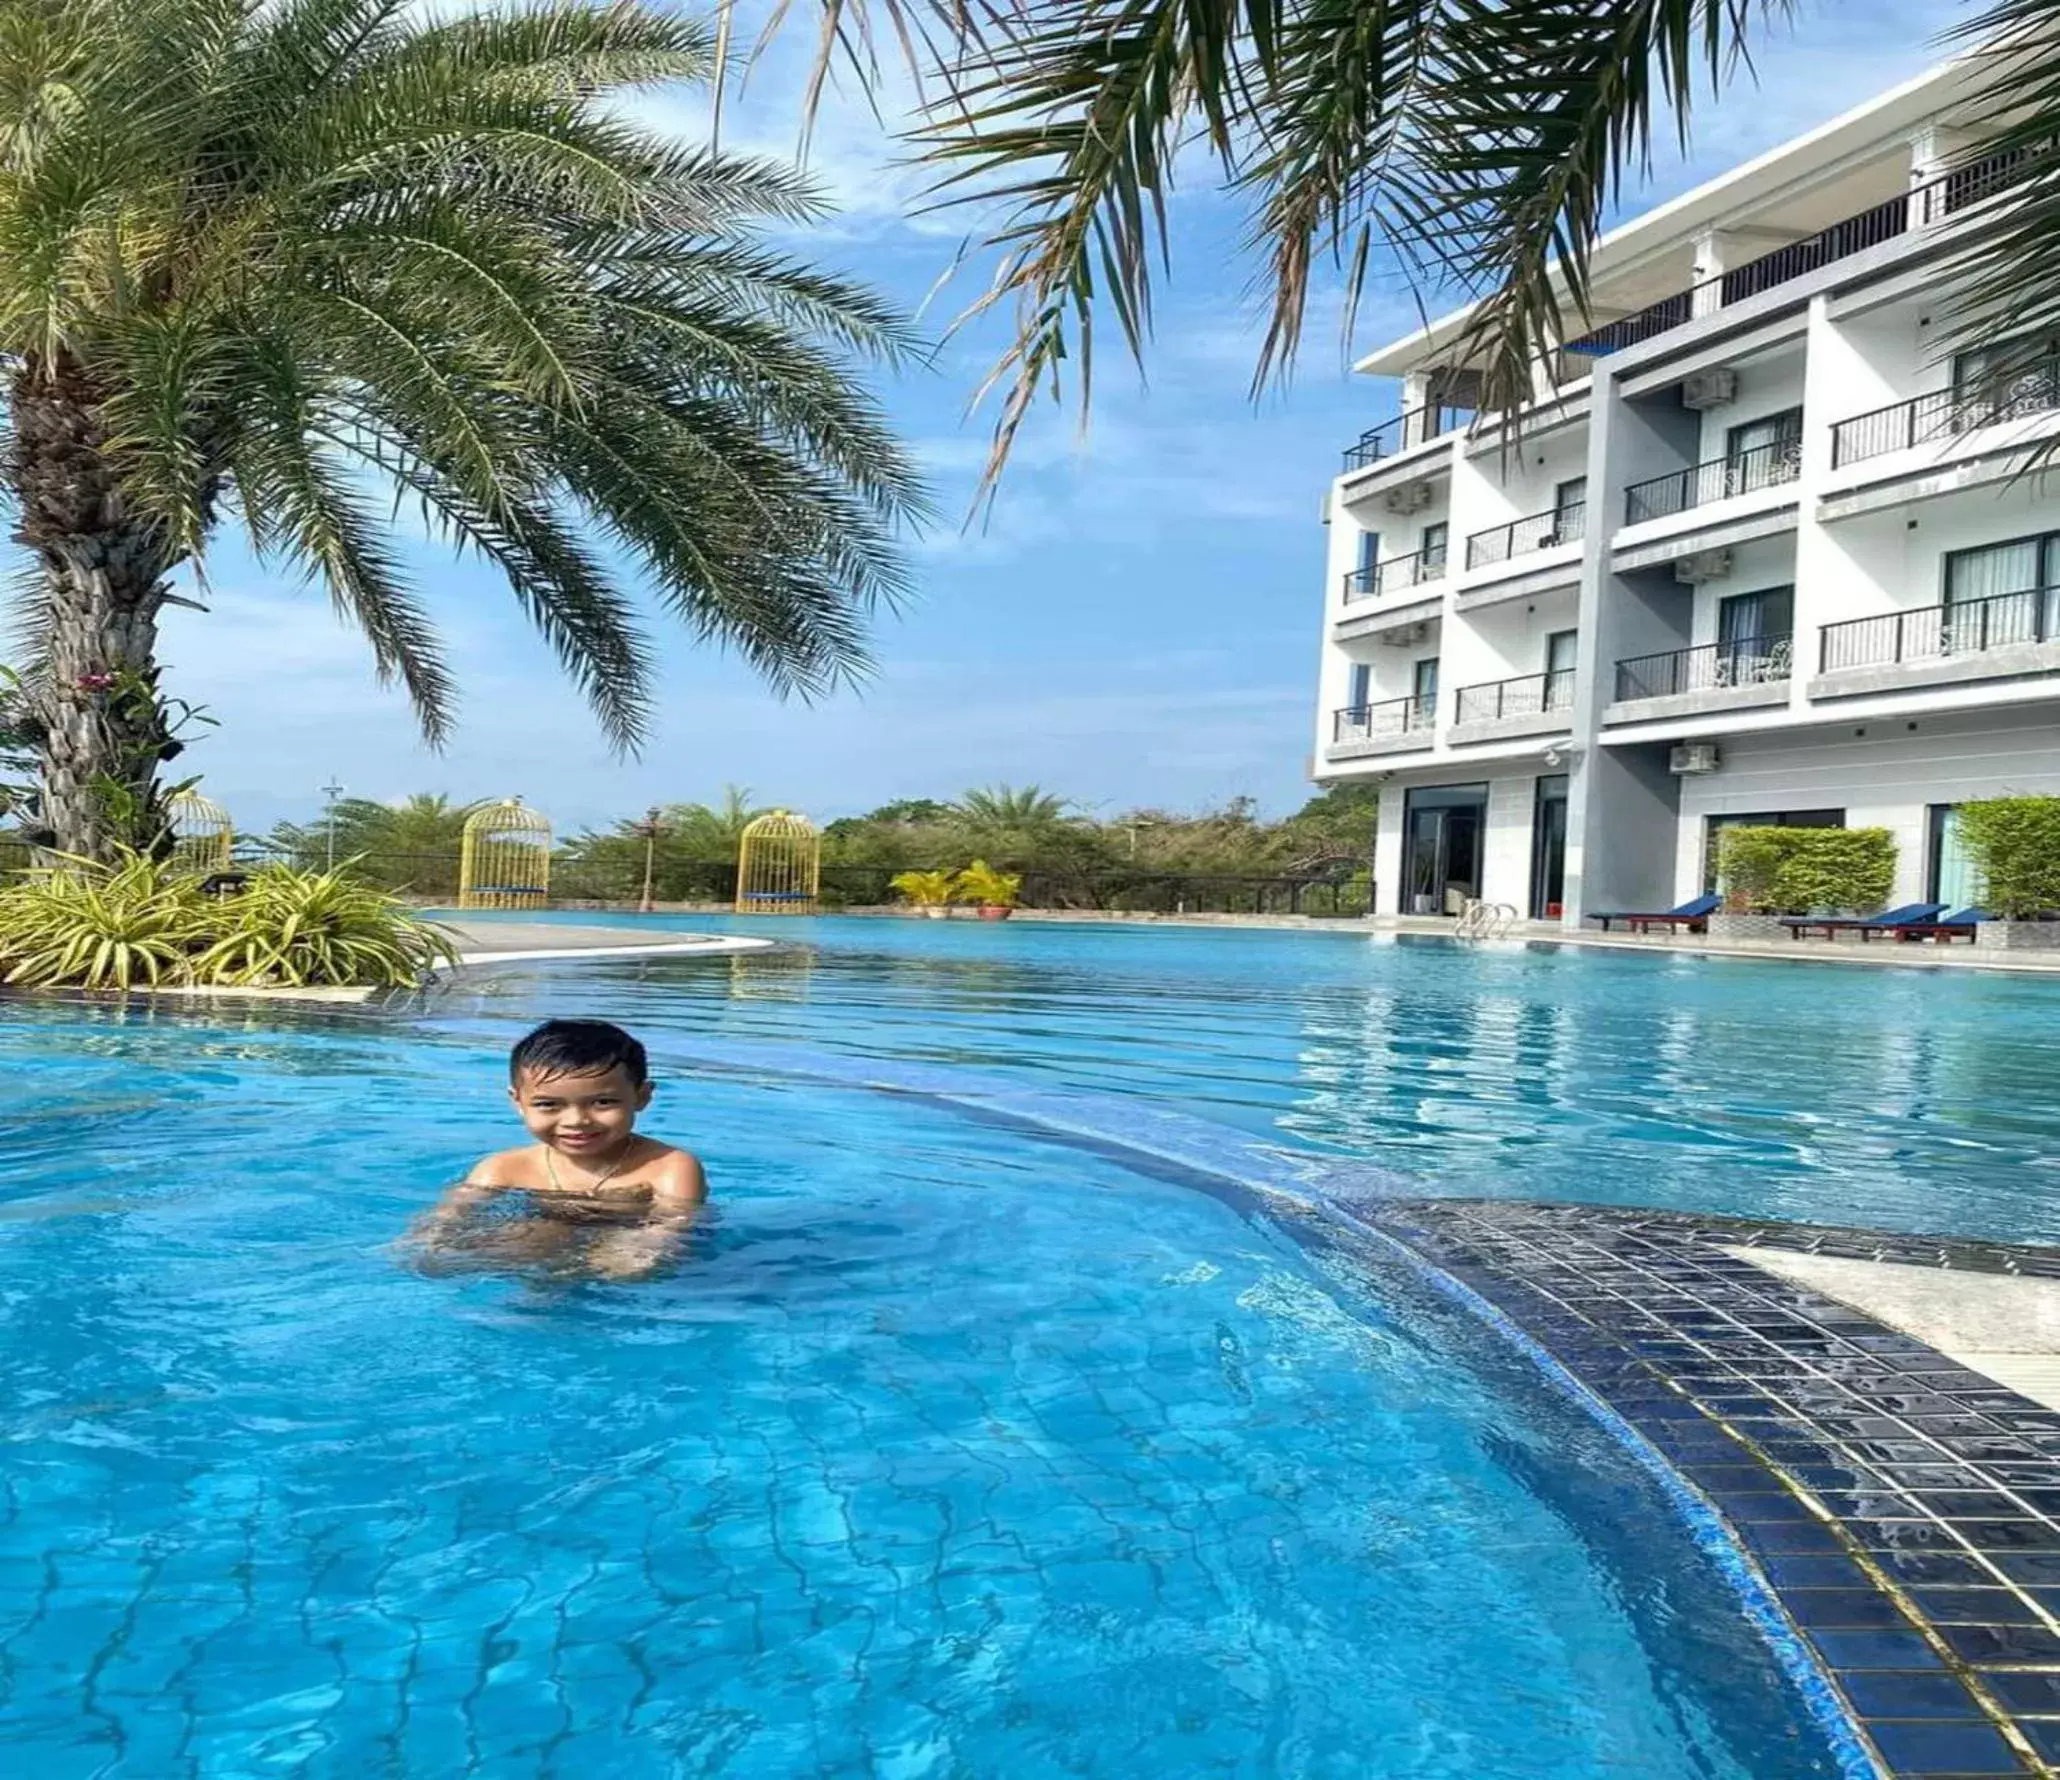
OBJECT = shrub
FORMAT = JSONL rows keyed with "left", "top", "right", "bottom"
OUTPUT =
{"left": 1957, "top": 796, "right": 2060, "bottom": 919}
{"left": 1715, "top": 827, "right": 1896, "bottom": 914}
{"left": 951, "top": 860, "right": 1023, "bottom": 908}
{"left": 888, "top": 868, "right": 955, "bottom": 907}
{"left": 0, "top": 851, "right": 457, "bottom": 989}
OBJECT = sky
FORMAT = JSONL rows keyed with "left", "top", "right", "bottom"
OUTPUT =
{"left": 155, "top": 0, "right": 1965, "bottom": 837}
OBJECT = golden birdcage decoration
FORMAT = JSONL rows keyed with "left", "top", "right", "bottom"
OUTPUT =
{"left": 458, "top": 798, "right": 552, "bottom": 910}
{"left": 734, "top": 810, "right": 820, "bottom": 915}
{"left": 165, "top": 790, "right": 234, "bottom": 876}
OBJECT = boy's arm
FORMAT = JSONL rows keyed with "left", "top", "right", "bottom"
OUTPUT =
{"left": 409, "top": 1154, "right": 514, "bottom": 1241}
{"left": 587, "top": 1151, "right": 706, "bottom": 1280}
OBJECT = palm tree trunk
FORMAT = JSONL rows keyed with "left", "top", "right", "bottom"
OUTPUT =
{"left": 9, "top": 355, "right": 177, "bottom": 861}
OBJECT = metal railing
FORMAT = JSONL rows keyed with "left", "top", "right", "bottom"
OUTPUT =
{"left": 1819, "top": 587, "right": 2060, "bottom": 672}
{"left": 1341, "top": 402, "right": 1474, "bottom": 472}
{"left": 1831, "top": 358, "right": 2060, "bottom": 465}
{"left": 1343, "top": 543, "right": 1449, "bottom": 602}
{"left": 1559, "top": 145, "right": 2037, "bottom": 370}
{"left": 1332, "top": 695, "right": 1436, "bottom": 744}
{"left": 1614, "top": 634, "right": 1793, "bottom": 701}
{"left": 1624, "top": 437, "right": 1801, "bottom": 523}
{"left": 1454, "top": 670, "right": 1576, "bottom": 724}
{"left": 1466, "top": 502, "right": 1585, "bottom": 569}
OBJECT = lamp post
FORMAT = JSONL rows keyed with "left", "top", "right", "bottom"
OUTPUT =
{"left": 636, "top": 806, "right": 663, "bottom": 913}
{"left": 320, "top": 778, "right": 345, "bottom": 871}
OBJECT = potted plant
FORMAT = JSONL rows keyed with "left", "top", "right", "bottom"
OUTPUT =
{"left": 888, "top": 868, "right": 957, "bottom": 918}
{"left": 952, "top": 859, "right": 1022, "bottom": 921}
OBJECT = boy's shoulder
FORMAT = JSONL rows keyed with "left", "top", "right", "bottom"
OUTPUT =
{"left": 466, "top": 1143, "right": 546, "bottom": 1187}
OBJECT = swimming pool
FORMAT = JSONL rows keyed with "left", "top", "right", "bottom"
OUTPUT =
{"left": 452, "top": 912, "right": 2060, "bottom": 1244}
{"left": 3, "top": 917, "right": 2045, "bottom": 1774}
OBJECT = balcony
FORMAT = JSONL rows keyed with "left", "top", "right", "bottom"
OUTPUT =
{"left": 1606, "top": 634, "right": 1792, "bottom": 723}
{"left": 1558, "top": 145, "right": 2033, "bottom": 371}
{"left": 1343, "top": 543, "right": 1449, "bottom": 603}
{"left": 1329, "top": 695, "right": 1436, "bottom": 758}
{"left": 1465, "top": 503, "right": 1585, "bottom": 571}
{"left": 1341, "top": 402, "right": 1473, "bottom": 472}
{"left": 1623, "top": 439, "right": 1800, "bottom": 525}
{"left": 1451, "top": 671, "right": 1575, "bottom": 744}
{"left": 1831, "top": 360, "right": 2060, "bottom": 467}
{"left": 1813, "top": 588, "right": 2060, "bottom": 697}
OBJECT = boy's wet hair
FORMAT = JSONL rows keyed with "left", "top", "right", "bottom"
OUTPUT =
{"left": 510, "top": 1019, "right": 649, "bottom": 1087}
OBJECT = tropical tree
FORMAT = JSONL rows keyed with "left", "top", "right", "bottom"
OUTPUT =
{"left": 267, "top": 792, "right": 475, "bottom": 874}
{"left": 792, "top": 0, "right": 2054, "bottom": 475}
{"left": 0, "top": 0, "right": 925, "bottom": 860}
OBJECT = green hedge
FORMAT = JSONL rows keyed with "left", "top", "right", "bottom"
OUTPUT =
{"left": 1957, "top": 796, "right": 2060, "bottom": 919}
{"left": 1715, "top": 826, "right": 1897, "bottom": 914}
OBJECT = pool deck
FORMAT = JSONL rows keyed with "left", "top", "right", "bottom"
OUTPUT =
{"left": 1369, "top": 1201, "right": 2060, "bottom": 1778}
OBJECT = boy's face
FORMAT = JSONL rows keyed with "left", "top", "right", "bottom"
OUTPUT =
{"left": 510, "top": 1063, "right": 653, "bottom": 1161}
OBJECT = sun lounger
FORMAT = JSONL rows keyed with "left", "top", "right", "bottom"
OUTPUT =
{"left": 1881, "top": 907, "right": 1985, "bottom": 944}
{"left": 1781, "top": 902, "right": 1944, "bottom": 941}
{"left": 1593, "top": 892, "right": 1721, "bottom": 934}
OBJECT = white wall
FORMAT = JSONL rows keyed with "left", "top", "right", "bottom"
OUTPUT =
{"left": 1452, "top": 590, "right": 1581, "bottom": 687}
{"left": 1668, "top": 702, "right": 2060, "bottom": 901}
{"left": 1686, "top": 536, "right": 1798, "bottom": 648}
{"left": 1462, "top": 430, "right": 1590, "bottom": 533}
{"left": 1694, "top": 348, "right": 1806, "bottom": 461}
{"left": 1483, "top": 775, "right": 1541, "bottom": 907}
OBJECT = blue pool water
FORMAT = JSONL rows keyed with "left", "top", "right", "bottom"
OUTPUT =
{"left": 5, "top": 916, "right": 2049, "bottom": 1774}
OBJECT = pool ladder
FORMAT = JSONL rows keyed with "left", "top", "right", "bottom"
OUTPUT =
{"left": 1454, "top": 898, "right": 1519, "bottom": 941}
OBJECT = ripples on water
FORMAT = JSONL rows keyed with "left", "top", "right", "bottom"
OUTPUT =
{"left": 0, "top": 1021, "right": 1837, "bottom": 1775}
{"left": 441, "top": 914, "right": 2060, "bottom": 1243}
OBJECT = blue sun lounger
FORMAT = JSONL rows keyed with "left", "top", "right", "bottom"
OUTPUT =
{"left": 1592, "top": 892, "right": 1720, "bottom": 934}
{"left": 1781, "top": 902, "right": 1944, "bottom": 940}
{"left": 1873, "top": 907, "right": 1985, "bottom": 944}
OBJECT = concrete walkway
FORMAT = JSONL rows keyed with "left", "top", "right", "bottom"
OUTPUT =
{"left": 1734, "top": 1245, "right": 2060, "bottom": 1410}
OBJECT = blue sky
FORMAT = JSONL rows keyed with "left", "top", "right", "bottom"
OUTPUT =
{"left": 160, "top": 0, "right": 1960, "bottom": 836}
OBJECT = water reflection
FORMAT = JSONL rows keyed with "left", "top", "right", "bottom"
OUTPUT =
{"left": 269, "top": 916, "right": 2060, "bottom": 1242}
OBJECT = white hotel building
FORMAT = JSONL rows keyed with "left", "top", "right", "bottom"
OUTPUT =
{"left": 1311, "top": 59, "right": 2060, "bottom": 925}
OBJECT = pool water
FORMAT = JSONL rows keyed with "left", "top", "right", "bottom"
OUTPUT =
{"left": 0, "top": 959, "right": 1856, "bottom": 1777}
{"left": 452, "top": 912, "right": 2060, "bottom": 1244}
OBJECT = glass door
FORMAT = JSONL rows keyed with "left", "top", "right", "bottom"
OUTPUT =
{"left": 1530, "top": 774, "right": 1569, "bottom": 918}
{"left": 1725, "top": 408, "right": 1803, "bottom": 494}
{"left": 1411, "top": 656, "right": 1440, "bottom": 728}
{"left": 1928, "top": 805, "right": 1979, "bottom": 908}
{"left": 1717, "top": 586, "right": 1793, "bottom": 683}
{"left": 1549, "top": 478, "right": 1587, "bottom": 545}
{"left": 1543, "top": 629, "right": 1578, "bottom": 710}
{"left": 1402, "top": 785, "right": 1488, "bottom": 916}
{"left": 1943, "top": 535, "right": 2056, "bottom": 649}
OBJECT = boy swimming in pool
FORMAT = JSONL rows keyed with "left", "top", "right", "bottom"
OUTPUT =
{"left": 412, "top": 1020, "right": 706, "bottom": 1281}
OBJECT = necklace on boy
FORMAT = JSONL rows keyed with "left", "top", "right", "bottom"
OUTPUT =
{"left": 544, "top": 1145, "right": 630, "bottom": 1194}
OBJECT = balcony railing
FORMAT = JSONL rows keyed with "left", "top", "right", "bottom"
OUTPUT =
{"left": 1454, "top": 670, "right": 1576, "bottom": 724}
{"left": 1341, "top": 402, "right": 1474, "bottom": 472}
{"left": 1558, "top": 145, "right": 2036, "bottom": 371}
{"left": 1466, "top": 503, "right": 1585, "bottom": 569}
{"left": 1342, "top": 543, "right": 1449, "bottom": 603}
{"left": 1831, "top": 359, "right": 2060, "bottom": 466}
{"left": 1614, "top": 634, "right": 1793, "bottom": 702}
{"left": 1333, "top": 695, "right": 1436, "bottom": 745}
{"left": 1623, "top": 438, "right": 1801, "bottom": 524}
{"left": 1819, "top": 587, "right": 2060, "bottom": 672}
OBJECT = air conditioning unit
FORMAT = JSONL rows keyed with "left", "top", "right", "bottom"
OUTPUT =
{"left": 1670, "top": 743, "right": 1722, "bottom": 775}
{"left": 1378, "top": 622, "right": 1433, "bottom": 647}
{"left": 1675, "top": 548, "right": 1733, "bottom": 585}
{"left": 1383, "top": 482, "right": 1435, "bottom": 515}
{"left": 1682, "top": 368, "right": 1738, "bottom": 410}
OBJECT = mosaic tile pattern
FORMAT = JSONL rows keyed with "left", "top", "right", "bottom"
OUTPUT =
{"left": 1364, "top": 1200, "right": 2060, "bottom": 1779}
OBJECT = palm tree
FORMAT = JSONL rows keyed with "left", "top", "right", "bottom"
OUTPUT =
{"left": 3, "top": 0, "right": 926, "bottom": 859}
{"left": 815, "top": 0, "right": 2054, "bottom": 476}
{"left": 951, "top": 784, "right": 1070, "bottom": 833}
